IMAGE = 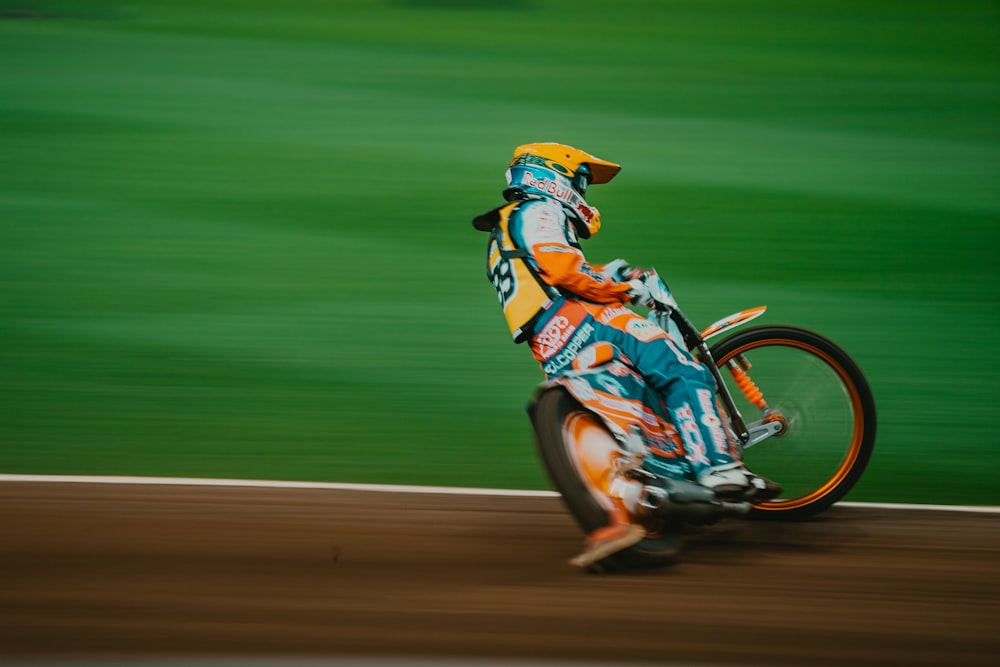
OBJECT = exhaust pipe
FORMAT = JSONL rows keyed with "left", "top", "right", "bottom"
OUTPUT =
{"left": 640, "top": 478, "right": 751, "bottom": 524}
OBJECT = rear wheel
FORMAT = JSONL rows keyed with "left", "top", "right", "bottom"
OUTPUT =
{"left": 710, "top": 326, "right": 876, "bottom": 520}
{"left": 530, "top": 387, "right": 680, "bottom": 569}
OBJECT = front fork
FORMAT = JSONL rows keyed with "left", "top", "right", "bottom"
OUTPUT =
{"left": 725, "top": 353, "right": 788, "bottom": 448}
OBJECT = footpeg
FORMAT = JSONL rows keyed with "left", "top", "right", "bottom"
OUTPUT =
{"left": 745, "top": 475, "right": 783, "bottom": 502}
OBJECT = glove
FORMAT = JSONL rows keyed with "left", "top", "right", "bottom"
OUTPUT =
{"left": 602, "top": 258, "right": 644, "bottom": 282}
{"left": 626, "top": 277, "right": 655, "bottom": 308}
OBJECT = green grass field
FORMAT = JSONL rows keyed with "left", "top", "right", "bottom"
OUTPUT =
{"left": 2, "top": 0, "right": 998, "bottom": 504}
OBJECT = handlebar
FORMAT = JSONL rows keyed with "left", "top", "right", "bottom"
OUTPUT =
{"left": 642, "top": 270, "right": 702, "bottom": 350}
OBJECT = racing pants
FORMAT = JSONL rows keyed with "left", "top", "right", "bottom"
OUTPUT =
{"left": 529, "top": 299, "right": 738, "bottom": 478}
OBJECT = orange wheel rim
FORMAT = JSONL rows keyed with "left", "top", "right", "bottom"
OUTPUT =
{"left": 718, "top": 338, "right": 866, "bottom": 512}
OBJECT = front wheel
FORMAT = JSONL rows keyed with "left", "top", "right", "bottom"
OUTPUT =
{"left": 710, "top": 326, "right": 876, "bottom": 520}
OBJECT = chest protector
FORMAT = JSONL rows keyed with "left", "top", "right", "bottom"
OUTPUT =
{"left": 475, "top": 201, "right": 562, "bottom": 343}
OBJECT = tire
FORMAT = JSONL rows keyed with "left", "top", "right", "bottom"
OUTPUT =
{"left": 530, "top": 387, "right": 681, "bottom": 570}
{"left": 709, "top": 325, "right": 877, "bottom": 520}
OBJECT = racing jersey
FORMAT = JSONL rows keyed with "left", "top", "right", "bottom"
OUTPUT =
{"left": 478, "top": 198, "right": 632, "bottom": 342}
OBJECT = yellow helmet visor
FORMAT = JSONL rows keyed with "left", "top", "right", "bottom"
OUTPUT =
{"left": 512, "top": 142, "right": 621, "bottom": 185}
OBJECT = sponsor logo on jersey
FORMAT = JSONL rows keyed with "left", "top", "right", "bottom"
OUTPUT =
{"left": 697, "top": 388, "right": 730, "bottom": 456}
{"left": 626, "top": 318, "right": 665, "bottom": 342}
{"left": 673, "top": 403, "right": 709, "bottom": 466}
{"left": 535, "top": 244, "right": 575, "bottom": 254}
{"left": 519, "top": 201, "right": 567, "bottom": 242}
{"left": 534, "top": 315, "right": 575, "bottom": 360}
{"left": 598, "top": 305, "right": 632, "bottom": 324}
{"left": 542, "top": 322, "right": 596, "bottom": 375}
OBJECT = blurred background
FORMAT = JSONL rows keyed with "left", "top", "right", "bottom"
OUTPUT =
{"left": 1, "top": 0, "right": 997, "bottom": 504}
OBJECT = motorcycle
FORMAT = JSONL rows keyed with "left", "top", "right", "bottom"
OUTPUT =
{"left": 526, "top": 270, "right": 876, "bottom": 570}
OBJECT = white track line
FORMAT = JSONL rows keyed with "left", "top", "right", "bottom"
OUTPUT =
{"left": 836, "top": 501, "right": 999, "bottom": 513}
{"left": 0, "top": 474, "right": 997, "bottom": 514}
{"left": 0, "top": 473, "right": 559, "bottom": 497}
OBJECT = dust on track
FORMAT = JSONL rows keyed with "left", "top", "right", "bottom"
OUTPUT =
{"left": 0, "top": 482, "right": 997, "bottom": 666}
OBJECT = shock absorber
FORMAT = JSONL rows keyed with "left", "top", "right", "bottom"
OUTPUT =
{"left": 728, "top": 357, "right": 767, "bottom": 410}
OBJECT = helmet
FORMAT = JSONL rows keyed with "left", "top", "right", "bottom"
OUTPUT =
{"left": 503, "top": 142, "right": 621, "bottom": 239}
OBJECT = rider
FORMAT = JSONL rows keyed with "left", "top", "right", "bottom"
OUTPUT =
{"left": 473, "top": 142, "right": 776, "bottom": 567}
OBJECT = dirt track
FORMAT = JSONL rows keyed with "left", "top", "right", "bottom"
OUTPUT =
{"left": 0, "top": 481, "right": 997, "bottom": 666}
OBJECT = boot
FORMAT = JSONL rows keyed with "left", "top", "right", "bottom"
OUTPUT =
{"left": 569, "top": 475, "right": 646, "bottom": 568}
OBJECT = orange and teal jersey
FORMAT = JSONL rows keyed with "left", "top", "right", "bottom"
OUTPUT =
{"left": 478, "top": 198, "right": 632, "bottom": 342}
